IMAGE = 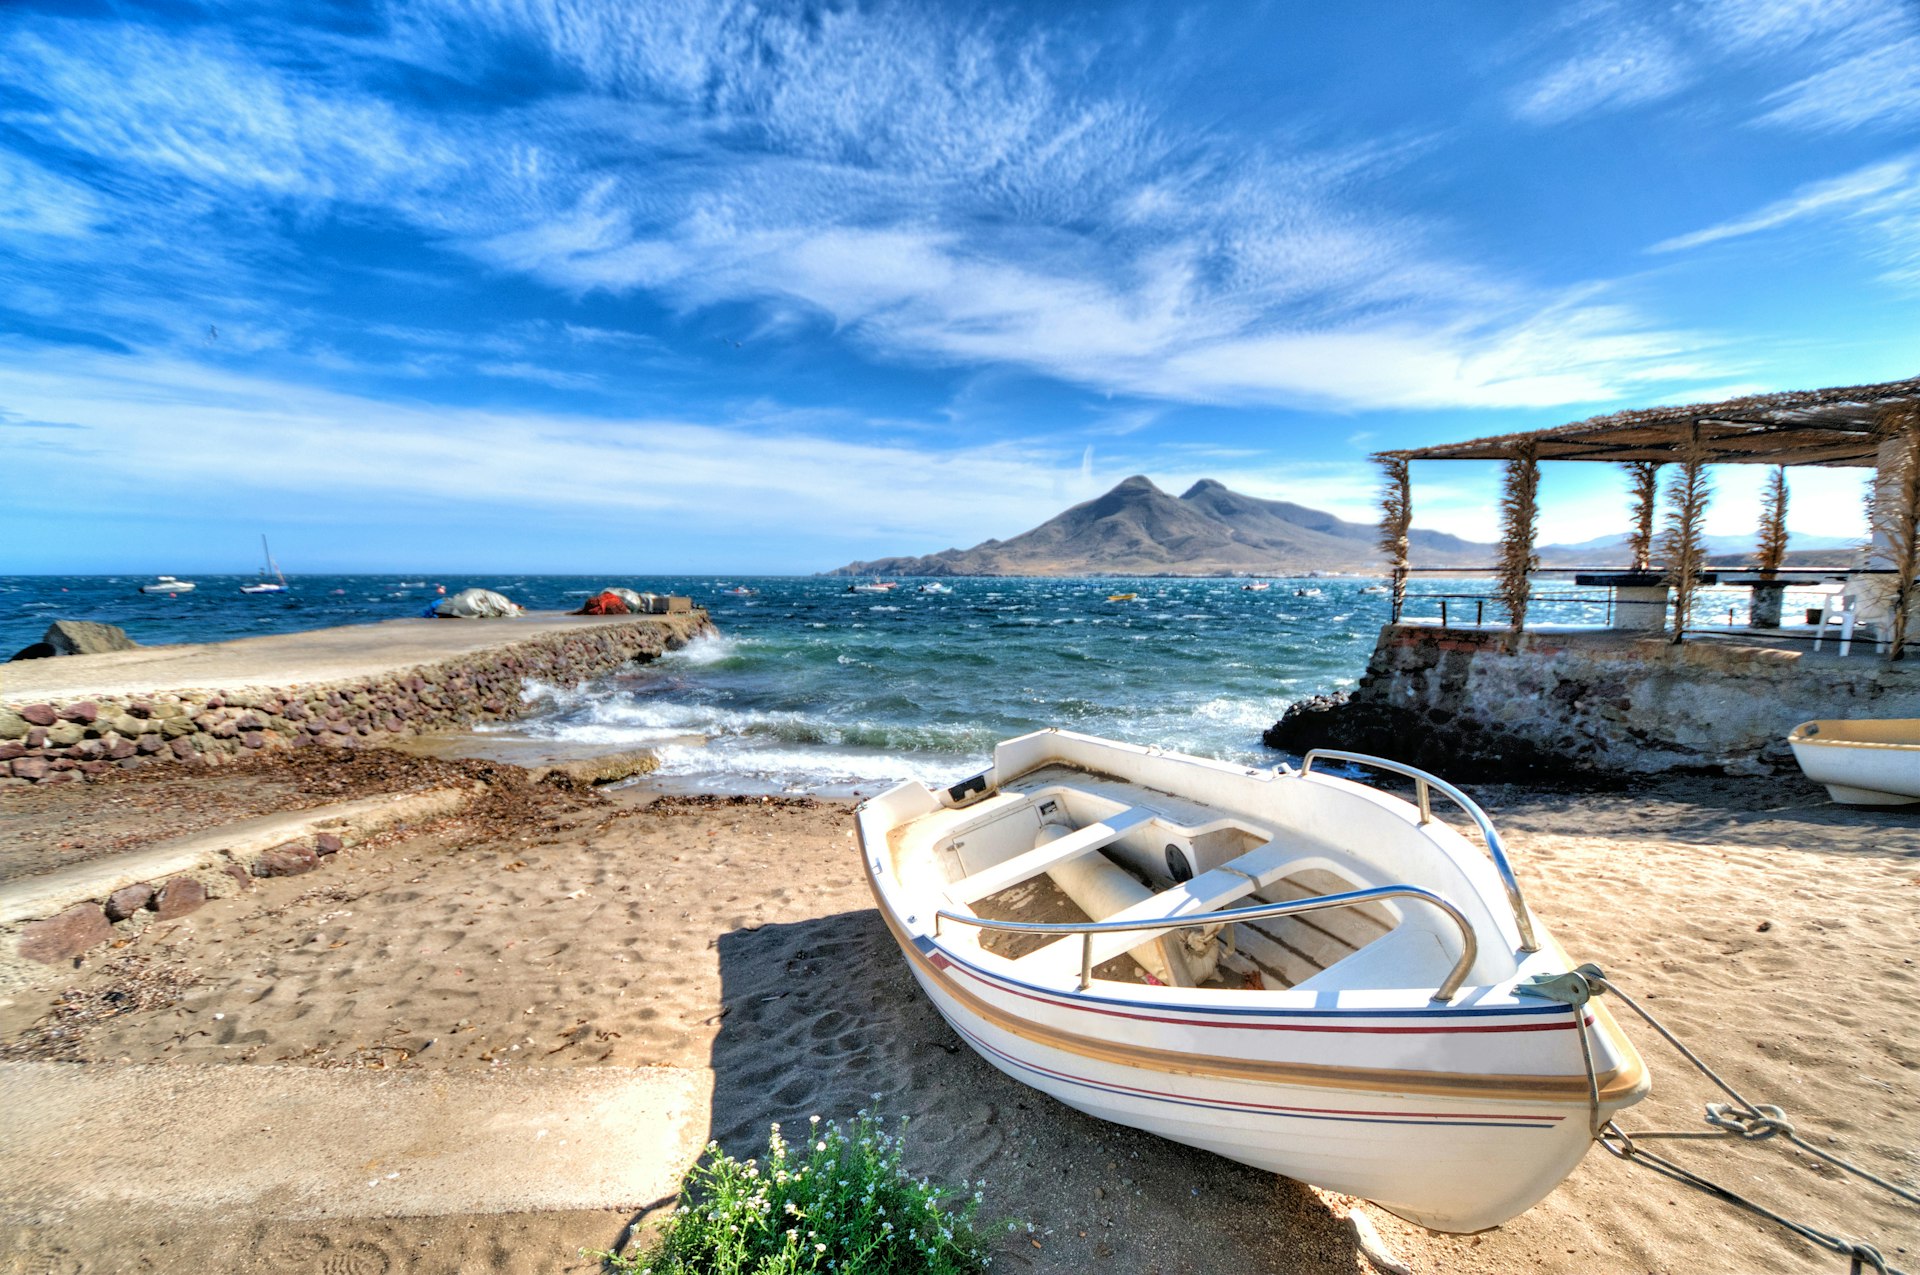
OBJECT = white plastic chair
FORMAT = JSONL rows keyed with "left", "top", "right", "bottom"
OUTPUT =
{"left": 1813, "top": 577, "right": 1892, "bottom": 656}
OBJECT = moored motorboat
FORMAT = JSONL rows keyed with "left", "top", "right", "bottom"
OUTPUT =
{"left": 139, "top": 575, "right": 195, "bottom": 594}
{"left": 857, "top": 730, "right": 1647, "bottom": 1232}
{"left": 1788, "top": 719, "right": 1920, "bottom": 805}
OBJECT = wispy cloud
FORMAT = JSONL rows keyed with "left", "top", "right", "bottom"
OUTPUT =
{"left": 1759, "top": 35, "right": 1920, "bottom": 132}
{"left": 1509, "top": 29, "right": 1692, "bottom": 125}
{"left": 1653, "top": 153, "right": 1920, "bottom": 286}
{"left": 0, "top": 348, "right": 1084, "bottom": 547}
{"left": 0, "top": 1, "right": 1727, "bottom": 416}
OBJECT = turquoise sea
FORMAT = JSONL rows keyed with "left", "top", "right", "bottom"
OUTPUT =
{"left": 2, "top": 574, "right": 1618, "bottom": 792}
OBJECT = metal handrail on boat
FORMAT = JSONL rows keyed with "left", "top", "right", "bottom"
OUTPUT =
{"left": 934, "top": 884, "right": 1478, "bottom": 1001}
{"left": 1299, "top": 749, "right": 1540, "bottom": 954}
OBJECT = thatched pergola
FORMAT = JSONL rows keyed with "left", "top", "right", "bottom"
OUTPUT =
{"left": 1375, "top": 376, "right": 1920, "bottom": 654}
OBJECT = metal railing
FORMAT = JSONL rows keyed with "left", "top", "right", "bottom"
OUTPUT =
{"left": 935, "top": 883, "right": 1478, "bottom": 1000}
{"left": 1301, "top": 748, "right": 1540, "bottom": 954}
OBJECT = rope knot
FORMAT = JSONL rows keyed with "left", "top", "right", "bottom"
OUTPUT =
{"left": 1847, "top": 1241, "right": 1888, "bottom": 1274}
{"left": 1705, "top": 1102, "right": 1794, "bottom": 1141}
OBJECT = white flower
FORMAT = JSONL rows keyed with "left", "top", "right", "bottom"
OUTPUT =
{"left": 815, "top": 1242, "right": 827, "bottom": 1253}
{"left": 810, "top": 1114, "right": 821, "bottom": 1125}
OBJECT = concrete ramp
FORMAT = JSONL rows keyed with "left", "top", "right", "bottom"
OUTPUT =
{"left": 0, "top": 1061, "right": 712, "bottom": 1221}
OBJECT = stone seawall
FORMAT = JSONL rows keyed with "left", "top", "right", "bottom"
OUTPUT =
{"left": 1265, "top": 624, "right": 1920, "bottom": 780}
{"left": 0, "top": 612, "right": 713, "bottom": 785}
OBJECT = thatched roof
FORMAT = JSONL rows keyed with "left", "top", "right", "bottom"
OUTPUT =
{"left": 1381, "top": 375, "right": 1920, "bottom": 468}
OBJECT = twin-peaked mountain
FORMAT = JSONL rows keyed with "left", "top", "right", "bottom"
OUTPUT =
{"left": 828, "top": 476, "right": 1493, "bottom": 577}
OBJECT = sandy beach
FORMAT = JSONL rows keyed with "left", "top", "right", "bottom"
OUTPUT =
{"left": 1, "top": 750, "right": 1915, "bottom": 1274}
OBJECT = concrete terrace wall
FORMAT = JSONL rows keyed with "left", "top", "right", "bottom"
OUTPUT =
{"left": 0, "top": 612, "right": 714, "bottom": 785}
{"left": 1265, "top": 624, "right": 1920, "bottom": 779}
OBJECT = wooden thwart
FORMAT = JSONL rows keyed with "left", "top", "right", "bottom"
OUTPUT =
{"left": 948, "top": 806, "right": 1155, "bottom": 904}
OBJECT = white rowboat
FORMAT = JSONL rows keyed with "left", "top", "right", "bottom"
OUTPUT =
{"left": 857, "top": 730, "right": 1647, "bottom": 1232}
{"left": 1788, "top": 719, "right": 1920, "bottom": 805}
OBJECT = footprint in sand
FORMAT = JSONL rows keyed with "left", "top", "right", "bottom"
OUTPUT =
{"left": 317, "top": 1240, "right": 392, "bottom": 1275}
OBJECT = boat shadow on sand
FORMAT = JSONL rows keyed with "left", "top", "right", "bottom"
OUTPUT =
{"left": 672, "top": 908, "right": 1375, "bottom": 1274}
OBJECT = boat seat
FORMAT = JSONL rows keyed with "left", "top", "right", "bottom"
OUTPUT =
{"left": 1292, "top": 924, "right": 1450, "bottom": 996}
{"left": 1018, "top": 837, "right": 1295, "bottom": 980}
{"left": 948, "top": 806, "right": 1156, "bottom": 905}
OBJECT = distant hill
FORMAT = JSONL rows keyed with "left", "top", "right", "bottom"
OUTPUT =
{"left": 826, "top": 476, "right": 1496, "bottom": 577}
{"left": 826, "top": 476, "right": 1864, "bottom": 577}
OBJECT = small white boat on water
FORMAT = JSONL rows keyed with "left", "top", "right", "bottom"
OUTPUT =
{"left": 1788, "top": 719, "right": 1920, "bottom": 805}
{"left": 239, "top": 535, "right": 288, "bottom": 594}
{"left": 919, "top": 582, "right": 953, "bottom": 594}
{"left": 858, "top": 730, "right": 1646, "bottom": 1232}
{"left": 139, "top": 576, "right": 195, "bottom": 594}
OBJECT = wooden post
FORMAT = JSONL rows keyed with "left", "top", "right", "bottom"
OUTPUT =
{"left": 1377, "top": 457, "right": 1412, "bottom": 623}
{"left": 1872, "top": 403, "right": 1920, "bottom": 660}
{"left": 1624, "top": 462, "right": 1661, "bottom": 571}
{"left": 1752, "top": 465, "right": 1790, "bottom": 628}
{"left": 1661, "top": 428, "right": 1711, "bottom": 643}
{"left": 1498, "top": 442, "right": 1540, "bottom": 633}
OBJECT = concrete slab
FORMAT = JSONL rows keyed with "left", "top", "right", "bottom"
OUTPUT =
{"left": 383, "top": 732, "right": 663, "bottom": 785}
{"left": 0, "top": 613, "right": 687, "bottom": 703}
{"left": 0, "top": 1060, "right": 712, "bottom": 1220}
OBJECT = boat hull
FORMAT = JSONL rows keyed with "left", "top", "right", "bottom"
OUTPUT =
{"left": 893, "top": 931, "right": 1616, "bottom": 1232}
{"left": 1789, "top": 719, "right": 1920, "bottom": 805}
{"left": 915, "top": 983, "right": 1587, "bottom": 1232}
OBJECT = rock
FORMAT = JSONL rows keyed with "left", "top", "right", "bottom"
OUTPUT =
{"left": 20, "top": 704, "right": 57, "bottom": 727}
{"left": 0, "top": 743, "right": 24, "bottom": 762}
{"left": 17, "top": 904, "right": 114, "bottom": 964}
{"left": 159, "top": 716, "right": 195, "bottom": 739}
{"left": 153, "top": 877, "right": 208, "bottom": 919}
{"left": 46, "top": 721, "right": 86, "bottom": 747}
{"left": 11, "top": 756, "right": 50, "bottom": 781}
{"left": 26, "top": 727, "right": 47, "bottom": 749}
{"left": 253, "top": 844, "right": 319, "bottom": 878}
{"left": 105, "top": 884, "right": 156, "bottom": 921}
{"left": 314, "top": 832, "right": 344, "bottom": 855}
{"left": 8, "top": 643, "right": 56, "bottom": 661}
{"left": 239, "top": 731, "right": 267, "bottom": 750}
{"left": 221, "top": 862, "right": 253, "bottom": 891}
{"left": 105, "top": 736, "right": 137, "bottom": 760}
{"left": 168, "top": 737, "right": 196, "bottom": 759}
{"left": 56, "top": 701, "right": 100, "bottom": 725}
{"left": 533, "top": 749, "right": 660, "bottom": 788}
{"left": 43, "top": 621, "right": 137, "bottom": 656}
{"left": 0, "top": 707, "right": 26, "bottom": 739}
{"left": 135, "top": 733, "right": 164, "bottom": 754}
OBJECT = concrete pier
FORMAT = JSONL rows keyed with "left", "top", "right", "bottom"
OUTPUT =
{"left": 0, "top": 612, "right": 713, "bottom": 785}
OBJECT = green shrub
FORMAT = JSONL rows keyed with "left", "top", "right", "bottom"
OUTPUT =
{"left": 593, "top": 1111, "right": 1014, "bottom": 1274}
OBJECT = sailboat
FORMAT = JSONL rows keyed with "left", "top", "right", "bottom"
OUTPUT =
{"left": 239, "top": 536, "right": 288, "bottom": 594}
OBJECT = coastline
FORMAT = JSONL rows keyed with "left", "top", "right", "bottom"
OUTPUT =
{"left": 1, "top": 607, "right": 1915, "bottom": 1272}
{"left": 1, "top": 752, "right": 1914, "bottom": 1272}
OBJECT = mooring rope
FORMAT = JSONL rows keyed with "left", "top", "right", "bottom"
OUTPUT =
{"left": 1519, "top": 963, "right": 1915, "bottom": 1275}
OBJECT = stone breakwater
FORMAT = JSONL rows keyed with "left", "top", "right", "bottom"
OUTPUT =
{"left": 0, "top": 612, "right": 713, "bottom": 786}
{"left": 1265, "top": 623, "right": 1920, "bottom": 781}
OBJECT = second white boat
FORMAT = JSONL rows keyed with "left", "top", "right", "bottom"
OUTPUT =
{"left": 857, "top": 729, "right": 1647, "bottom": 1233}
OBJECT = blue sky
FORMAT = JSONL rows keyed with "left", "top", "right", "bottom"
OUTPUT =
{"left": 3, "top": 0, "right": 1917, "bottom": 573}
